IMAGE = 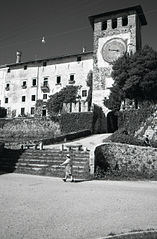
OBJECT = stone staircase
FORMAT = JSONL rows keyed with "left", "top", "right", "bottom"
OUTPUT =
{"left": 0, "top": 148, "right": 91, "bottom": 180}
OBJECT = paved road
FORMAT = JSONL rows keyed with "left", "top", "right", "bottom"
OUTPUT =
{"left": 44, "top": 133, "right": 112, "bottom": 151}
{"left": 0, "top": 173, "right": 157, "bottom": 239}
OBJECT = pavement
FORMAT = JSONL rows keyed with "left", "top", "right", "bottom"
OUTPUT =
{"left": 44, "top": 133, "right": 112, "bottom": 151}
{"left": 0, "top": 173, "right": 157, "bottom": 239}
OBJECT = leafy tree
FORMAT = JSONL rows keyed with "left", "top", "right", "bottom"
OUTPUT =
{"left": 46, "top": 85, "right": 79, "bottom": 116}
{"left": 104, "top": 45, "right": 157, "bottom": 110}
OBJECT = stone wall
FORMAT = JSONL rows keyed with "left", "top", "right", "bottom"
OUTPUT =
{"left": 0, "top": 117, "right": 61, "bottom": 140}
{"left": 95, "top": 142, "right": 157, "bottom": 179}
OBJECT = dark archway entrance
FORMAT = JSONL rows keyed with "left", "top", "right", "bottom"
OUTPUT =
{"left": 107, "top": 111, "right": 118, "bottom": 133}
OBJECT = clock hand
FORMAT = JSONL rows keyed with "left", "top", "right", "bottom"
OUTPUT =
{"left": 108, "top": 48, "right": 120, "bottom": 52}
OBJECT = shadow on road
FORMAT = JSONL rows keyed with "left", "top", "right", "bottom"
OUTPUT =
{"left": 0, "top": 148, "right": 23, "bottom": 175}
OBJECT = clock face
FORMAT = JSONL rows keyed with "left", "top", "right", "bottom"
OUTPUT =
{"left": 101, "top": 38, "right": 127, "bottom": 63}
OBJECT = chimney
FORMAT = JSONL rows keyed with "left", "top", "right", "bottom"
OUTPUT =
{"left": 82, "top": 47, "right": 86, "bottom": 53}
{"left": 16, "top": 51, "right": 22, "bottom": 63}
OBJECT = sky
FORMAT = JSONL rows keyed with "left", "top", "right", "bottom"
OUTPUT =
{"left": 0, "top": 0, "right": 157, "bottom": 65}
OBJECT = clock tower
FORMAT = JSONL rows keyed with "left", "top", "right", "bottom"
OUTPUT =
{"left": 89, "top": 5, "right": 147, "bottom": 114}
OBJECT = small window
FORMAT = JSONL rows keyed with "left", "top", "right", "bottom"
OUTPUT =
{"left": 23, "top": 81, "right": 26, "bottom": 86}
{"left": 122, "top": 16, "right": 128, "bottom": 26}
{"left": 112, "top": 18, "right": 117, "bottom": 29}
{"left": 32, "top": 78, "right": 37, "bottom": 86}
{"left": 31, "top": 95, "right": 36, "bottom": 101}
{"left": 31, "top": 107, "right": 35, "bottom": 115}
{"left": 5, "top": 98, "right": 8, "bottom": 103}
{"left": 82, "top": 90, "right": 87, "bottom": 97}
{"left": 43, "top": 61, "right": 47, "bottom": 67}
{"left": 43, "top": 94, "right": 47, "bottom": 100}
{"left": 5, "top": 83, "right": 10, "bottom": 91}
{"left": 42, "top": 109, "right": 46, "bottom": 117}
{"left": 102, "top": 21, "right": 107, "bottom": 30}
{"left": 77, "top": 56, "right": 81, "bottom": 62}
{"left": 7, "top": 68, "right": 11, "bottom": 73}
{"left": 56, "top": 76, "right": 61, "bottom": 84}
{"left": 22, "top": 96, "right": 26, "bottom": 102}
{"left": 70, "top": 74, "right": 74, "bottom": 82}
{"left": 24, "top": 65, "right": 27, "bottom": 70}
{"left": 21, "top": 108, "right": 25, "bottom": 115}
{"left": 22, "top": 81, "right": 27, "bottom": 88}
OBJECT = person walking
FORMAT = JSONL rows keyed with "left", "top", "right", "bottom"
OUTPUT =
{"left": 61, "top": 154, "right": 74, "bottom": 182}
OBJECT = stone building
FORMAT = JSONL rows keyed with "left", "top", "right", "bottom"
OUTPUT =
{"left": 0, "top": 52, "right": 92, "bottom": 117}
{"left": 0, "top": 5, "right": 147, "bottom": 117}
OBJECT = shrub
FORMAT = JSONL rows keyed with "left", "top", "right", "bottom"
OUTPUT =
{"left": 61, "top": 112, "right": 93, "bottom": 134}
{"left": 109, "top": 129, "right": 145, "bottom": 146}
{"left": 118, "top": 103, "right": 156, "bottom": 134}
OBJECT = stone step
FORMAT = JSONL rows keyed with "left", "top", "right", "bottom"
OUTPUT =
{"left": 0, "top": 148, "right": 90, "bottom": 179}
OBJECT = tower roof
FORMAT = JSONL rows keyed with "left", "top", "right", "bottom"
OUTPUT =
{"left": 89, "top": 5, "right": 147, "bottom": 28}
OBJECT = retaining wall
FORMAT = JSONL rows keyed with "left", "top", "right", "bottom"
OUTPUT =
{"left": 95, "top": 142, "right": 157, "bottom": 179}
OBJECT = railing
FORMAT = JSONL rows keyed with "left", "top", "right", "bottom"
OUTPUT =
{"left": 41, "top": 84, "right": 50, "bottom": 92}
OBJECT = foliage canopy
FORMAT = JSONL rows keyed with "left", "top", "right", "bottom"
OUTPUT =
{"left": 46, "top": 85, "right": 79, "bottom": 116}
{"left": 104, "top": 45, "right": 157, "bottom": 110}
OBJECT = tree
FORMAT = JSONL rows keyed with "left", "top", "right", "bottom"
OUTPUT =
{"left": 104, "top": 45, "right": 157, "bottom": 110}
{"left": 46, "top": 85, "right": 79, "bottom": 116}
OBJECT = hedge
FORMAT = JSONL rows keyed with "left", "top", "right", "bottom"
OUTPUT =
{"left": 60, "top": 112, "right": 93, "bottom": 134}
{"left": 118, "top": 104, "right": 156, "bottom": 134}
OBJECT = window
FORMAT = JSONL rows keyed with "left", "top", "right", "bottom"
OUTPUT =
{"left": 43, "top": 61, "right": 47, "bottom": 67}
{"left": 22, "top": 81, "right": 27, "bottom": 89}
{"left": 43, "top": 77, "right": 48, "bottom": 86}
{"left": 82, "top": 90, "right": 87, "bottom": 97}
{"left": 42, "top": 109, "right": 46, "bottom": 117}
{"left": 102, "top": 21, "right": 107, "bottom": 30}
{"left": 22, "top": 96, "right": 26, "bottom": 102}
{"left": 31, "top": 95, "right": 35, "bottom": 101}
{"left": 5, "top": 83, "right": 10, "bottom": 91}
{"left": 32, "top": 78, "right": 37, "bottom": 86}
{"left": 56, "top": 76, "right": 61, "bottom": 84}
{"left": 31, "top": 107, "right": 35, "bottom": 115}
{"left": 24, "top": 65, "right": 27, "bottom": 70}
{"left": 22, "top": 81, "right": 26, "bottom": 86}
{"left": 43, "top": 94, "right": 47, "bottom": 100}
{"left": 122, "top": 16, "right": 128, "bottom": 26}
{"left": 7, "top": 68, "right": 11, "bottom": 73}
{"left": 21, "top": 108, "right": 25, "bottom": 115}
{"left": 112, "top": 18, "right": 117, "bottom": 29}
{"left": 70, "top": 74, "right": 74, "bottom": 82}
{"left": 5, "top": 98, "right": 8, "bottom": 103}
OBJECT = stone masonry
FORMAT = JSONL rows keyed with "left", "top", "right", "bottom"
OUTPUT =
{"left": 96, "top": 142, "right": 157, "bottom": 178}
{"left": 89, "top": 6, "right": 147, "bottom": 115}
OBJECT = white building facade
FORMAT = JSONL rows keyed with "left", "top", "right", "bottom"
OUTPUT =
{"left": 0, "top": 52, "right": 93, "bottom": 117}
